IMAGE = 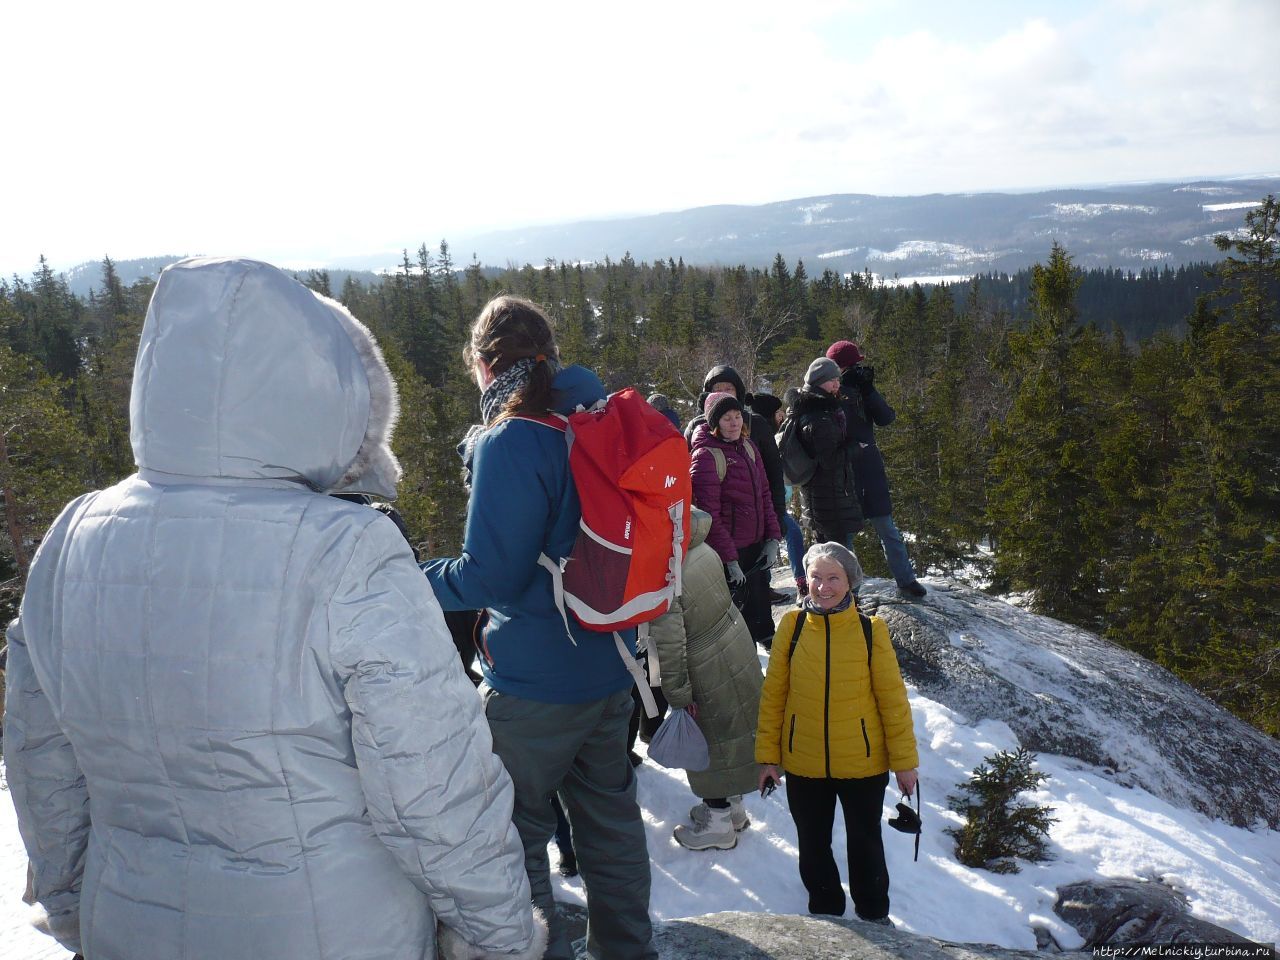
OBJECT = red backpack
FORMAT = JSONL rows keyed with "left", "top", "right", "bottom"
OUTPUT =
{"left": 517, "top": 388, "right": 692, "bottom": 713}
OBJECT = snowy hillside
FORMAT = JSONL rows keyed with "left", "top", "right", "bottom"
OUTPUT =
{"left": 4, "top": 577, "right": 1278, "bottom": 956}
{"left": 431, "top": 178, "right": 1280, "bottom": 278}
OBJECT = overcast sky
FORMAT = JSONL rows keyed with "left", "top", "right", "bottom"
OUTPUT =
{"left": 3, "top": 0, "right": 1277, "bottom": 277}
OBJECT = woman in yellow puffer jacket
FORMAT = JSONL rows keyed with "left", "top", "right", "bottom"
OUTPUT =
{"left": 756, "top": 541, "right": 919, "bottom": 924}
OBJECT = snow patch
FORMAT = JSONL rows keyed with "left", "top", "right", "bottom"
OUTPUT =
{"left": 1202, "top": 201, "right": 1262, "bottom": 212}
{"left": 867, "top": 241, "right": 996, "bottom": 264}
{"left": 1174, "top": 185, "right": 1238, "bottom": 196}
{"left": 1049, "top": 203, "right": 1159, "bottom": 219}
{"left": 1181, "top": 229, "right": 1249, "bottom": 246}
{"left": 1118, "top": 248, "right": 1172, "bottom": 261}
{"left": 874, "top": 274, "right": 974, "bottom": 287}
{"left": 816, "top": 247, "right": 862, "bottom": 260}
{"left": 796, "top": 202, "right": 832, "bottom": 225}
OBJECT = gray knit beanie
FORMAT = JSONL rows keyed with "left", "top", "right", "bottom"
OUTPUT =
{"left": 805, "top": 356, "right": 841, "bottom": 387}
{"left": 803, "top": 541, "right": 868, "bottom": 590}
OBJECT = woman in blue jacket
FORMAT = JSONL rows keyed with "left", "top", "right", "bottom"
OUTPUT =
{"left": 423, "top": 296, "right": 656, "bottom": 960}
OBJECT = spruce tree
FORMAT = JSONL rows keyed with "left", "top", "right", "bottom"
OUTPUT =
{"left": 947, "top": 747, "right": 1055, "bottom": 873}
{"left": 0, "top": 345, "right": 91, "bottom": 619}
{"left": 987, "top": 243, "right": 1111, "bottom": 624}
{"left": 1117, "top": 198, "right": 1280, "bottom": 733}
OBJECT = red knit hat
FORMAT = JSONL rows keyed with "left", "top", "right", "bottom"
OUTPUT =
{"left": 826, "top": 340, "right": 865, "bottom": 368}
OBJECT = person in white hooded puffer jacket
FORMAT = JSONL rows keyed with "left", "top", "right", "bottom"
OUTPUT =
{"left": 2, "top": 258, "right": 547, "bottom": 960}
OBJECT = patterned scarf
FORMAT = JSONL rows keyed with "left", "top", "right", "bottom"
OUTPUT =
{"left": 457, "top": 356, "right": 561, "bottom": 488}
{"left": 801, "top": 592, "right": 855, "bottom": 616}
{"left": 480, "top": 357, "right": 540, "bottom": 426}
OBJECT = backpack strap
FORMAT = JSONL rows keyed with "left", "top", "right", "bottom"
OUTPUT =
{"left": 786, "top": 610, "right": 873, "bottom": 666}
{"left": 709, "top": 447, "right": 727, "bottom": 482}
{"left": 617, "top": 627, "right": 660, "bottom": 719}
{"left": 787, "top": 610, "right": 807, "bottom": 662}
{"left": 707, "top": 443, "right": 754, "bottom": 481}
{"left": 508, "top": 412, "right": 569, "bottom": 432}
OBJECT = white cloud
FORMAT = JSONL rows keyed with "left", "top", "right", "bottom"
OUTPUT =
{"left": 1, "top": 0, "right": 1276, "bottom": 274}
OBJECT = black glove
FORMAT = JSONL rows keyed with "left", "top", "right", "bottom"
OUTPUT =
{"left": 854, "top": 364, "right": 875, "bottom": 390}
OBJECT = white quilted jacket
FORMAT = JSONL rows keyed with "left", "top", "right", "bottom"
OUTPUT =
{"left": 3, "top": 258, "right": 537, "bottom": 960}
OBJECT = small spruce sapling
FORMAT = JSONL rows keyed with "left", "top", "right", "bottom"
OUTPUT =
{"left": 947, "top": 746, "right": 1056, "bottom": 873}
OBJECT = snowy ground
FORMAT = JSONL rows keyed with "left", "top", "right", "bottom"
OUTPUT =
{"left": 4, "top": 577, "right": 1279, "bottom": 956}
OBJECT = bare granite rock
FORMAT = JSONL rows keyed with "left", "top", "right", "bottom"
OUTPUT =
{"left": 855, "top": 580, "right": 1280, "bottom": 830}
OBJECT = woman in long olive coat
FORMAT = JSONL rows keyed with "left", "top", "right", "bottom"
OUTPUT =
{"left": 651, "top": 507, "right": 764, "bottom": 851}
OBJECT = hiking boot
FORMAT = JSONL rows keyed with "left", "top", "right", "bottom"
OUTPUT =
{"left": 795, "top": 577, "right": 808, "bottom": 601}
{"left": 899, "top": 580, "right": 927, "bottom": 600}
{"left": 628, "top": 750, "right": 644, "bottom": 768}
{"left": 673, "top": 804, "right": 737, "bottom": 850}
{"left": 858, "top": 914, "right": 895, "bottom": 927}
{"left": 556, "top": 848, "right": 578, "bottom": 878}
{"left": 768, "top": 588, "right": 791, "bottom": 605}
{"left": 689, "top": 795, "right": 750, "bottom": 832}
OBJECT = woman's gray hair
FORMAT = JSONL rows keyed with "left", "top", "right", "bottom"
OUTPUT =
{"left": 803, "top": 541, "right": 868, "bottom": 591}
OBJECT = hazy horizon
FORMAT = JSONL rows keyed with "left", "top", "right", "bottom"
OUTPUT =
{"left": 4, "top": 0, "right": 1276, "bottom": 277}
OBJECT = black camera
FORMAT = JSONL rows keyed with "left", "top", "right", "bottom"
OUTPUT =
{"left": 852, "top": 364, "right": 875, "bottom": 388}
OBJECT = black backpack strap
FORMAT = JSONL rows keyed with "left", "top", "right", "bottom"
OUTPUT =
{"left": 788, "top": 610, "right": 871, "bottom": 667}
{"left": 787, "top": 610, "right": 807, "bottom": 662}
{"left": 859, "top": 613, "right": 873, "bottom": 667}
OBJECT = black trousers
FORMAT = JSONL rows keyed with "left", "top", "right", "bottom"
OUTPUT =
{"left": 785, "top": 771, "right": 891, "bottom": 920}
{"left": 729, "top": 540, "right": 775, "bottom": 644}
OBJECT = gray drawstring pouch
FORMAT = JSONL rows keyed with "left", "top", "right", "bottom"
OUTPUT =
{"left": 647, "top": 709, "right": 710, "bottom": 771}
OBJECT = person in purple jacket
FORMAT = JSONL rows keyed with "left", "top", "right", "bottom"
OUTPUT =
{"left": 690, "top": 391, "right": 782, "bottom": 648}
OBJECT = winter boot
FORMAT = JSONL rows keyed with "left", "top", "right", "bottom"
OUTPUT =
{"left": 899, "top": 580, "right": 927, "bottom": 600}
{"left": 674, "top": 804, "right": 737, "bottom": 850}
{"left": 688, "top": 796, "right": 750, "bottom": 832}
{"left": 857, "top": 914, "right": 895, "bottom": 927}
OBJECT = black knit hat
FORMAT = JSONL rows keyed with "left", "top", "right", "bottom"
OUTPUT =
{"left": 751, "top": 392, "right": 782, "bottom": 423}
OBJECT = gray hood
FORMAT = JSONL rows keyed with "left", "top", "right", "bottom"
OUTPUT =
{"left": 130, "top": 257, "right": 401, "bottom": 498}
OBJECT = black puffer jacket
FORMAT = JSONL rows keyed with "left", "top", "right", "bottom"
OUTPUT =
{"left": 793, "top": 386, "right": 863, "bottom": 542}
{"left": 838, "top": 369, "right": 897, "bottom": 518}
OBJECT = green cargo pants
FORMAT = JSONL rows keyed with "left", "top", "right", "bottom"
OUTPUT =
{"left": 482, "top": 685, "right": 656, "bottom": 960}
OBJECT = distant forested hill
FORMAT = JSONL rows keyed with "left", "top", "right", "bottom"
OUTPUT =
{"left": 59, "top": 256, "right": 384, "bottom": 300}
{"left": 431, "top": 177, "right": 1280, "bottom": 279}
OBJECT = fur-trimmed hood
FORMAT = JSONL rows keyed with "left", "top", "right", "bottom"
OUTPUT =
{"left": 130, "top": 257, "right": 401, "bottom": 498}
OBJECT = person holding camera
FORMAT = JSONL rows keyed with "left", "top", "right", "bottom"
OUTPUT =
{"left": 826, "top": 340, "right": 927, "bottom": 599}
{"left": 755, "top": 542, "right": 919, "bottom": 924}
{"left": 790, "top": 358, "right": 864, "bottom": 563}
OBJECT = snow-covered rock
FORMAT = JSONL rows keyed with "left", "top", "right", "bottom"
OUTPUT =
{"left": 1054, "top": 879, "right": 1268, "bottom": 950}
{"left": 559, "top": 905, "right": 1092, "bottom": 959}
{"left": 652, "top": 911, "right": 1091, "bottom": 959}
{"left": 856, "top": 580, "right": 1280, "bottom": 830}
